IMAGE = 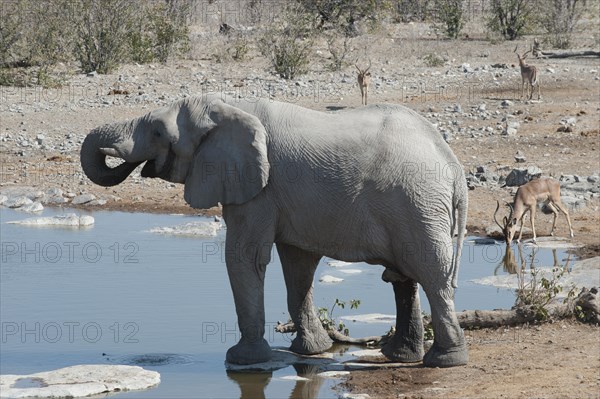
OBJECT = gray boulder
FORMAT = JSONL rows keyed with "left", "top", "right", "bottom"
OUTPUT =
{"left": 505, "top": 167, "right": 542, "bottom": 187}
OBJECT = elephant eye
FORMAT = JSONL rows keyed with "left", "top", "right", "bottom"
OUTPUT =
{"left": 154, "top": 131, "right": 161, "bottom": 138}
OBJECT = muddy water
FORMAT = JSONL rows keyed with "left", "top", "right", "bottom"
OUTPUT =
{"left": 0, "top": 207, "right": 573, "bottom": 398}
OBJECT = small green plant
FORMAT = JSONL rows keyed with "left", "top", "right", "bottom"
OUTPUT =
{"left": 318, "top": 298, "right": 361, "bottom": 336}
{"left": 515, "top": 266, "right": 575, "bottom": 320}
{"left": 423, "top": 53, "right": 446, "bottom": 67}
{"left": 227, "top": 34, "right": 250, "bottom": 62}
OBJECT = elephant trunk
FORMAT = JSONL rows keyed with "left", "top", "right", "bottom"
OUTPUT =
{"left": 80, "top": 126, "right": 142, "bottom": 187}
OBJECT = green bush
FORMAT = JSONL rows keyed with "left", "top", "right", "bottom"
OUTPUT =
{"left": 423, "top": 53, "right": 446, "bottom": 67}
{"left": 259, "top": 5, "right": 315, "bottom": 79}
{"left": 487, "top": 0, "right": 535, "bottom": 40}
{"left": 67, "top": 0, "right": 138, "bottom": 74}
{"left": 541, "top": 0, "right": 583, "bottom": 49}
{"left": 296, "top": 0, "right": 392, "bottom": 35}
{"left": 0, "top": 0, "right": 25, "bottom": 68}
{"left": 1, "top": 0, "right": 192, "bottom": 81}
{"left": 432, "top": 0, "right": 464, "bottom": 39}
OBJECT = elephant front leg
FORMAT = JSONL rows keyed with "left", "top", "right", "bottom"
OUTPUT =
{"left": 277, "top": 243, "right": 332, "bottom": 355}
{"left": 224, "top": 244, "right": 272, "bottom": 365}
{"left": 380, "top": 273, "right": 424, "bottom": 362}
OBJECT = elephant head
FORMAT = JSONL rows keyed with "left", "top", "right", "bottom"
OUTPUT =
{"left": 80, "top": 97, "right": 270, "bottom": 209}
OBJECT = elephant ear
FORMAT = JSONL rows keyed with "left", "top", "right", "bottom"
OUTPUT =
{"left": 184, "top": 101, "right": 270, "bottom": 209}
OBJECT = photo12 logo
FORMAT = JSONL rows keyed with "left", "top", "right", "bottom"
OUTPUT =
{"left": 2, "top": 321, "right": 140, "bottom": 344}
{"left": 1, "top": 241, "right": 139, "bottom": 264}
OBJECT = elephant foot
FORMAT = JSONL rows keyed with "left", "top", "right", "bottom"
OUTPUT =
{"left": 289, "top": 328, "right": 333, "bottom": 355}
{"left": 422, "top": 341, "right": 468, "bottom": 368}
{"left": 381, "top": 335, "right": 424, "bottom": 363}
{"left": 226, "top": 338, "right": 272, "bottom": 365}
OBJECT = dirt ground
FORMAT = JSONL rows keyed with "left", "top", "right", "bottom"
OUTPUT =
{"left": 1, "top": 13, "right": 599, "bottom": 399}
{"left": 341, "top": 320, "right": 600, "bottom": 399}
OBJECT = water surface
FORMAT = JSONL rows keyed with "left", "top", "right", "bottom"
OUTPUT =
{"left": 0, "top": 207, "right": 573, "bottom": 398}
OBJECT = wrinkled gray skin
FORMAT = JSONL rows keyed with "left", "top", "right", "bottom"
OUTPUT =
{"left": 81, "top": 94, "right": 468, "bottom": 367}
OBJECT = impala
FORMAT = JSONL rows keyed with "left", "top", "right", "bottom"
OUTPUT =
{"left": 355, "top": 60, "right": 371, "bottom": 106}
{"left": 494, "top": 177, "right": 573, "bottom": 244}
{"left": 514, "top": 45, "right": 541, "bottom": 100}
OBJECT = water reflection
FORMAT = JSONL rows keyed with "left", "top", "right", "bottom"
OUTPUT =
{"left": 496, "top": 243, "right": 572, "bottom": 275}
{"left": 289, "top": 364, "right": 326, "bottom": 399}
{"left": 227, "top": 363, "right": 328, "bottom": 399}
{"left": 227, "top": 371, "right": 272, "bottom": 399}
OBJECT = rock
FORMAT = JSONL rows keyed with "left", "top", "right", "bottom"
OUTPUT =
{"left": 71, "top": 193, "right": 96, "bottom": 205}
{"left": 546, "top": 67, "right": 555, "bottom": 74}
{"left": 478, "top": 103, "right": 486, "bottom": 112}
{"left": 42, "top": 195, "right": 69, "bottom": 205}
{"left": 504, "top": 127, "right": 518, "bottom": 136}
{"left": 461, "top": 63, "right": 473, "bottom": 73}
{"left": 557, "top": 125, "right": 573, "bottom": 133}
{"left": 8, "top": 213, "right": 95, "bottom": 227}
{"left": 147, "top": 221, "right": 222, "bottom": 237}
{"left": 501, "top": 100, "right": 513, "bottom": 107}
{"left": 46, "top": 187, "right": 63, "bottom": 197}
{"left": 560, "top": 196, "right": 585, "bottom": 211}
{"left": 505, "top": 167, "right": 542, "bottom": 187}
{"left": 515, "top": 151, "right": 526, "bottom": 163}
{"left": 576, "top": 287, "right": 600, "bottom": 324}
{"left": 4, "top": 196, "right": 33, "bottom": 208}
{"left": 587, "top": 175, "right": 599, "bottom": 183}
{"left": 453, "top": 104, "right": 462, "bottom": 113}
{"left": 0, "top": 365, "right": 160, "bottom": 398}
{"left": 319, "top": 275, "right": 344, "bottom": 283}
{"left": 87, "top": 199, "right": 107, "bottom": 206}
{"left": 560, "top": 174, "right": 576, "bottom": 183}
{"left": 19, "top": 201, "right": 44, "bottom": 213}
{"left": 87, "top": 71, "right": 98, "bottom": 77}
{"left": 0, "top": 195, "right": 7, "bottom": 205}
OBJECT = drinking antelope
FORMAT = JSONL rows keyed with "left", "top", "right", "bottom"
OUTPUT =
{"left": 355, "top": 60, "right": 371, "bottom": 106}
{"left": 514, "top": 45, "right": 541, "bottom": 100}
{"left": 494, "top": 177, "right": 574, "bottom": 244}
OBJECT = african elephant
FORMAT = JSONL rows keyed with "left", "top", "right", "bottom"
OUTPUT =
{"left": 80, "top": 94, "right": 469, "bottom": 367}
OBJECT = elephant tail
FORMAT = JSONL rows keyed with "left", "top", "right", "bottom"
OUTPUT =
{"left": 451, "top": 181, "right": 468, "bottom": 289}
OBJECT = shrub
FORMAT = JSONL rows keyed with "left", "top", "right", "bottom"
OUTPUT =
{"left": 296, "top": 0, "right": 392, "bottom": 35}
{"left": 148, "top": 1, "right": 191, "bottom": 63}
{"left": 487, "top": 0, "right": 535, "bottom": 40}
{"left": 393, "top": 0, "right": 432, "bottom": 22}
{"left": 423, "top": 53, "right": 446, "bottom": 67}
{"left": 259, "top": 5, "right": 314, "bottom": 79}
{"left": 325, "top": 30, "right": 353, "bottom": 71}
{"left": 541, "top": 0, "right": 583, "bottom": 49}
{"left": 432, "top": 0, "right": 464, "bottom": 39}
{"left": 68, "top": 0, "right": 138, "bottom": 74}
{"left": 129, "top": 1, "right": 191, "bottom": 64}
{"left": 0, "top": 0, "right": 25, "bottom": 68}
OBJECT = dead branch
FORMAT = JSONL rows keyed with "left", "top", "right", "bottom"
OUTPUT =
{"left": 275, "top": 321, "right": 387, "bottom": 345}
{"left": 538, "top": 50, "right": 600, "bottom": 59}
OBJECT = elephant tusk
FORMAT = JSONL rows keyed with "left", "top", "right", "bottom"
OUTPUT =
{"left": 100, "top": 147, "right": 121, "bottom": 157}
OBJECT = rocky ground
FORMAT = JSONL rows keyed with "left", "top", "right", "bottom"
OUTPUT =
{"left": 1, "top": 18, "right": 599, "bottom": 399}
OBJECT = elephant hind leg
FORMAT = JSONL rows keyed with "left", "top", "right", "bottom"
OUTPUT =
{"left": 421, "top": 283, "right": 468, "bottom": 367}
{"left": 277, "top": 243, "right": 332, "bottom": 355}
{"left": 380, "top": 273, "right": 424, "bottom": 363}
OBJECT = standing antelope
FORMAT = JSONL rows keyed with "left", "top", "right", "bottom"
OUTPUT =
{"left": 355, "top": 60, "right": 371, "bottom": 106}
{"left": 514, "top": 45, "right": 541, "bottom": 100}
{"left": 494, "top": 177, "right": 574, "bottom": 244}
